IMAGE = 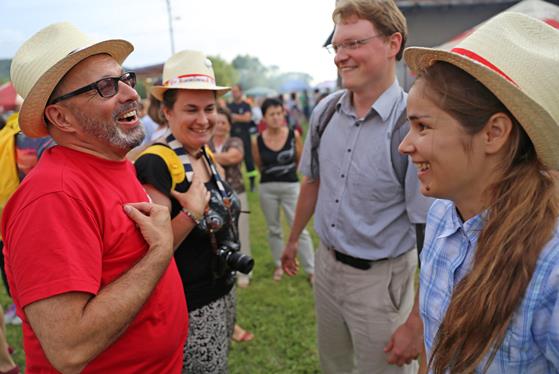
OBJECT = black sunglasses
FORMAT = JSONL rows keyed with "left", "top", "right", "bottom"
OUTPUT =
{"left": 49, "top": 72, "right": 137, "bottom": 105}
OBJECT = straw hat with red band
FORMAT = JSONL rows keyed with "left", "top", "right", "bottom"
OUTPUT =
{"left": 404, "top": 12, "right": 559, "bottom": 170}
{"left": 10, "top": 22, "right": 133, "bottom": 138}
{"left": 150, "top": 50, "right": 230, "bottom": 101}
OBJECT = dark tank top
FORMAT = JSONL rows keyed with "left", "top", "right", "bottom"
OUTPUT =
{"left": 257, "top": 128, "right": 298, "bottom": 183}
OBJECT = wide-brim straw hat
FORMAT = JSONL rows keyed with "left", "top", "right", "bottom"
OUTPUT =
{"left": 151, "top": 50, "right": 230, "bottom": 101}
{"left": 404, "top": 12, "right": 559, "bottom": 169}
{"left": 10, "top": 22, "right": 133, "bottom": 137}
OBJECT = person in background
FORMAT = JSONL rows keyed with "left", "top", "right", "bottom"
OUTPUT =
{"left": 252, "top": 98, "right": 314, "bottom": 283}
{"left": 2, "top": 22, "right": 186, "bottom": 373}
{"left": 209, "top": 107, "right": 252, "bottom": 288}
{"left": 228, "top": 84, "right": 258, "bottom": 192}
{"left": 281, "top": 0, "right": 432, "bottom": 372}
{"left": 127, "top": 94, "right": 167, "bottom": 160}
{"left": 0, "top": 105, "right": 53, "bottom": 374}
{"left": 135, "top": 50, "right": 244, "bottom": 373}
{"left": 400, "top": 12, "right": 559, "bottom": 372}
{"left": 209, "top": 106, "right": 255, "bottom": 343}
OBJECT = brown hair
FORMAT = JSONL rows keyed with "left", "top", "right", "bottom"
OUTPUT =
{"left": 217, "top": 106, "right": 232, "bottom": 125}
{"left": 418, "top": 62, "right": 559, "bottom": 373}
{"left": 147, "top": 94, "right": 166, "bottom": 126}
{"left": 333, "top": 0, "right": 407, "bottom": 60}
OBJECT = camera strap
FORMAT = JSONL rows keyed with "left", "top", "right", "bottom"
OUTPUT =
{"left": 165, "top": 133, "right": 195, "bottom": 182}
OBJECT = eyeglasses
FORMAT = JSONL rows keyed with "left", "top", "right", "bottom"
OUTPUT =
{"left": 325, "top": 35, "right": 384, "bottom": 54}
{"left": 49, "top": 72, "right": 137, "bottom": 105}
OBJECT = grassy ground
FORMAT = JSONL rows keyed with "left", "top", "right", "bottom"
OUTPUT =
{"left": 0, "top": 177, "right": 321, "bottom": 373}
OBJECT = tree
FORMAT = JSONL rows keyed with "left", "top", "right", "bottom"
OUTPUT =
{"left": 209, "top": 55, "right": 239, "bottom": 87}
{"left": 231, "top": 55, "right": 268, "bottom": 88}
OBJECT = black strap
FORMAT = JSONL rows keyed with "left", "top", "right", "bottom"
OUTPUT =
{"left": 310, "top": 90, "right": 344, "bottom": 180}
{"left": 391, "top": 110, "right": 409, "bottom": 188}
{"left": 310, "top": 90, "right": 409, "bottom": 188}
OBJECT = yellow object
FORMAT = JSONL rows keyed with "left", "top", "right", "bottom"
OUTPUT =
{"left": 139, "top": 144, "right": 186, "bottom": 190}
{"left": 0, "top": 113, "right": 21, "bottom": 212}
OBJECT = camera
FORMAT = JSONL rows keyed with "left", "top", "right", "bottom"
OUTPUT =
{"left": 216, "top": 240, "right": 254, "bottom": 275}
{"left": 202, "top": 198, "right": 255, "bottom": 279}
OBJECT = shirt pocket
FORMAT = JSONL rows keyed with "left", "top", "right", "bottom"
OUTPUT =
{"left": 351, "top": 167, "right": 401, "bottom": 202}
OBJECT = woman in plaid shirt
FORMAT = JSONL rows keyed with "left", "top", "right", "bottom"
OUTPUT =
{"left": 399, "top": 13, "right": 559, "bottom": 373}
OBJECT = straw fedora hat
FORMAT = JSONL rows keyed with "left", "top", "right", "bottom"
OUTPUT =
{"left": 10, "top": 22, "right": 133, "bottom": 138}
{"left": 150, "top": 50, "right": 230, "bottom": 101}
{"left": 404, "top": 12, "right": 559, "bottom": 169}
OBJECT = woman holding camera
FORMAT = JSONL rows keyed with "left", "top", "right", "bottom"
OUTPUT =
{"left": 135, "top": 50, "right": 242, "bottom": 373}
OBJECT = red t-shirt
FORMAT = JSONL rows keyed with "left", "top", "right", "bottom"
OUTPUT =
{"left": 1, "top": 146, "right": 187, "bottom": 373}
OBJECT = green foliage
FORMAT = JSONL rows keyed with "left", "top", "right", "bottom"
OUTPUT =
{"left": 232, "top": 54, "right": 269, "bottom": 89}
{"left": 0, "top": 59, "right": 11, "bottom": 83}
{"left": 135, "top": 79, "right": 147, "bottom": 99}
{"left": 209, "top": 55, "right": 239, "bottom": 87}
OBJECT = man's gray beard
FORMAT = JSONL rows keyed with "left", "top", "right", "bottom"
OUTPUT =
{"left": 76, "top": 111, "right": 145, "bottom": 151}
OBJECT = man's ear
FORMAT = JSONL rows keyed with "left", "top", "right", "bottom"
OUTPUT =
{"left": 387, "top": 32, "right": 402, "bottom": 59}
{"left": 483, "top": 112, "right": 513, "bottom": 155}
{"left": 44, "top": 104, "right": 77, "bottom": 133}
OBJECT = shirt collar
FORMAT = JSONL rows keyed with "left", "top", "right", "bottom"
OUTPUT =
{"left": 438, "top": 201, "right": 486, "bottom": 242}
{"left": 337, "top": 79, "right": 402, "bottom": 122}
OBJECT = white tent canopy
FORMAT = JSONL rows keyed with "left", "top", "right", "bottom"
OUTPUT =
{"left": 437, "top": 0, "right": 559, "bottom": 50}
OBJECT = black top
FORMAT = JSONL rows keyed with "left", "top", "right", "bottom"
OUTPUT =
{"left": 135, "top": 153, "right": 236, "bottom": 311}
{"left": 227, "top": 101, "right": 252, "bottom": 128}
{"left": 257, "top": 128, "right": 298, "bottom": 183}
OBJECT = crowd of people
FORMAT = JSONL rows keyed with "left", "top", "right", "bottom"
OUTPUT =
{"left": 0, "top": 0, "right": 558, "bottom": 373}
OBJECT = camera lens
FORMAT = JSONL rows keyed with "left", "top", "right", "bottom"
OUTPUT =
{"left": 226, "top": 251, "right": 254, "bottom": 274}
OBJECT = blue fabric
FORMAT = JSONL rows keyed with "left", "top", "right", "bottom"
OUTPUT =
{"left": 420, "top": 199, "right": 559, "bottom": 373}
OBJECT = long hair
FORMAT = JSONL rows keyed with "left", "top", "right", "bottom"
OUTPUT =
{"left": 419, "top": 62, "right": 559, "bottom": 373}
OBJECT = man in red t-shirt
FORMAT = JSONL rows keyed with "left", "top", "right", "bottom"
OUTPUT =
{"left": 1, "top": 23, "right": 189, "bottom": 373}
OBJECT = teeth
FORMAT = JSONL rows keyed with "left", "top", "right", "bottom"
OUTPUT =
{"left": 415, "top": 162, "right": 430, "bottom": 171}
{"left": 118, "top": 110, "right": 137, "bottom": 120}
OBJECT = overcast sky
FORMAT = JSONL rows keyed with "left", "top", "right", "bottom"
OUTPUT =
{"left": 0, "top": 0, "right": 339, "bottom": 85}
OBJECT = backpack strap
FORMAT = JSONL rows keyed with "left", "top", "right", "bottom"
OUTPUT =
{"left": 310, "top": 90, "right": 345, "bottom": 179}
{"left": 138, "top": 144, "right": 186, "bottom": 190}
{"left": 0, "top": 114, "right": 21, "bottom": 211}
{"left": 390, "top": 109, "right": 409, "bottom": 188}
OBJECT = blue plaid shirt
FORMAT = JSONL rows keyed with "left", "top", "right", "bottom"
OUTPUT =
{"left": 420, "top": 199, "right": 559, "bottom": 373}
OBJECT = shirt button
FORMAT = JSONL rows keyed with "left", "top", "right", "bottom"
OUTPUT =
{"left": 355, "top": 123, "right": 360, "bottom": 127}
{"left": 335, "top": 199, "right": 339, "bottom": 203}
{"left": 331, "top": 224, "right": 335, "bottom": 228}
{"left": 341, "top": 174, "right": 345, "bottom": 178}
{"left": 347, "top": 149, "right": 351, "bottom": 152}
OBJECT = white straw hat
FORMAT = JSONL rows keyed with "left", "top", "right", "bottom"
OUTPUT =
{"left": 10, "top": 22, "right": 133, "bottom": 137}
{"left": 150, "top": 50, "right": 230, "bottom": 101}
{"left": 404, "top": 12, "right": 559, "bottom": 169}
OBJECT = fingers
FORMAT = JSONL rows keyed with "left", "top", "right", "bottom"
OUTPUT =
{"left": 125, "top": 202, "right": 155, "bottom": 215}
{"left": 281, "top": 257, "right": 299, "bottom": 276}
{"left": 384, "top": 337, "right": 394, "bottom": 353}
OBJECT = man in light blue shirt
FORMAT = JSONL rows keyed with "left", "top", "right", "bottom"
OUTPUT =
{"left": 281, "top": 0, "right": 432, "bottom": 372}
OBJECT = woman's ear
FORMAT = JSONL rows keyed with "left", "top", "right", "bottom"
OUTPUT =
{"left": 161, "top": 105, "right": 172, "bottom": 122}
{"left": 483, "top": 112, "right": 513, "bottom": 155}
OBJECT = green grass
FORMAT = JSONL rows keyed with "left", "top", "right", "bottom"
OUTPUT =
{"left": 0, "top": 177, "right": 321, "bottom": 373}
{"left": 229, "top": 185, "right": 320, "bottom": 374}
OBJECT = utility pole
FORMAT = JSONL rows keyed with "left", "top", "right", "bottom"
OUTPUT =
{"left": 165, "top": 0, "right": 175, "bottom": 55}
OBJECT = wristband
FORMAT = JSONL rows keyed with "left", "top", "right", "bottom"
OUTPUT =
{"left": 181, "top": 208, "right": 203, "bottom": 225}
